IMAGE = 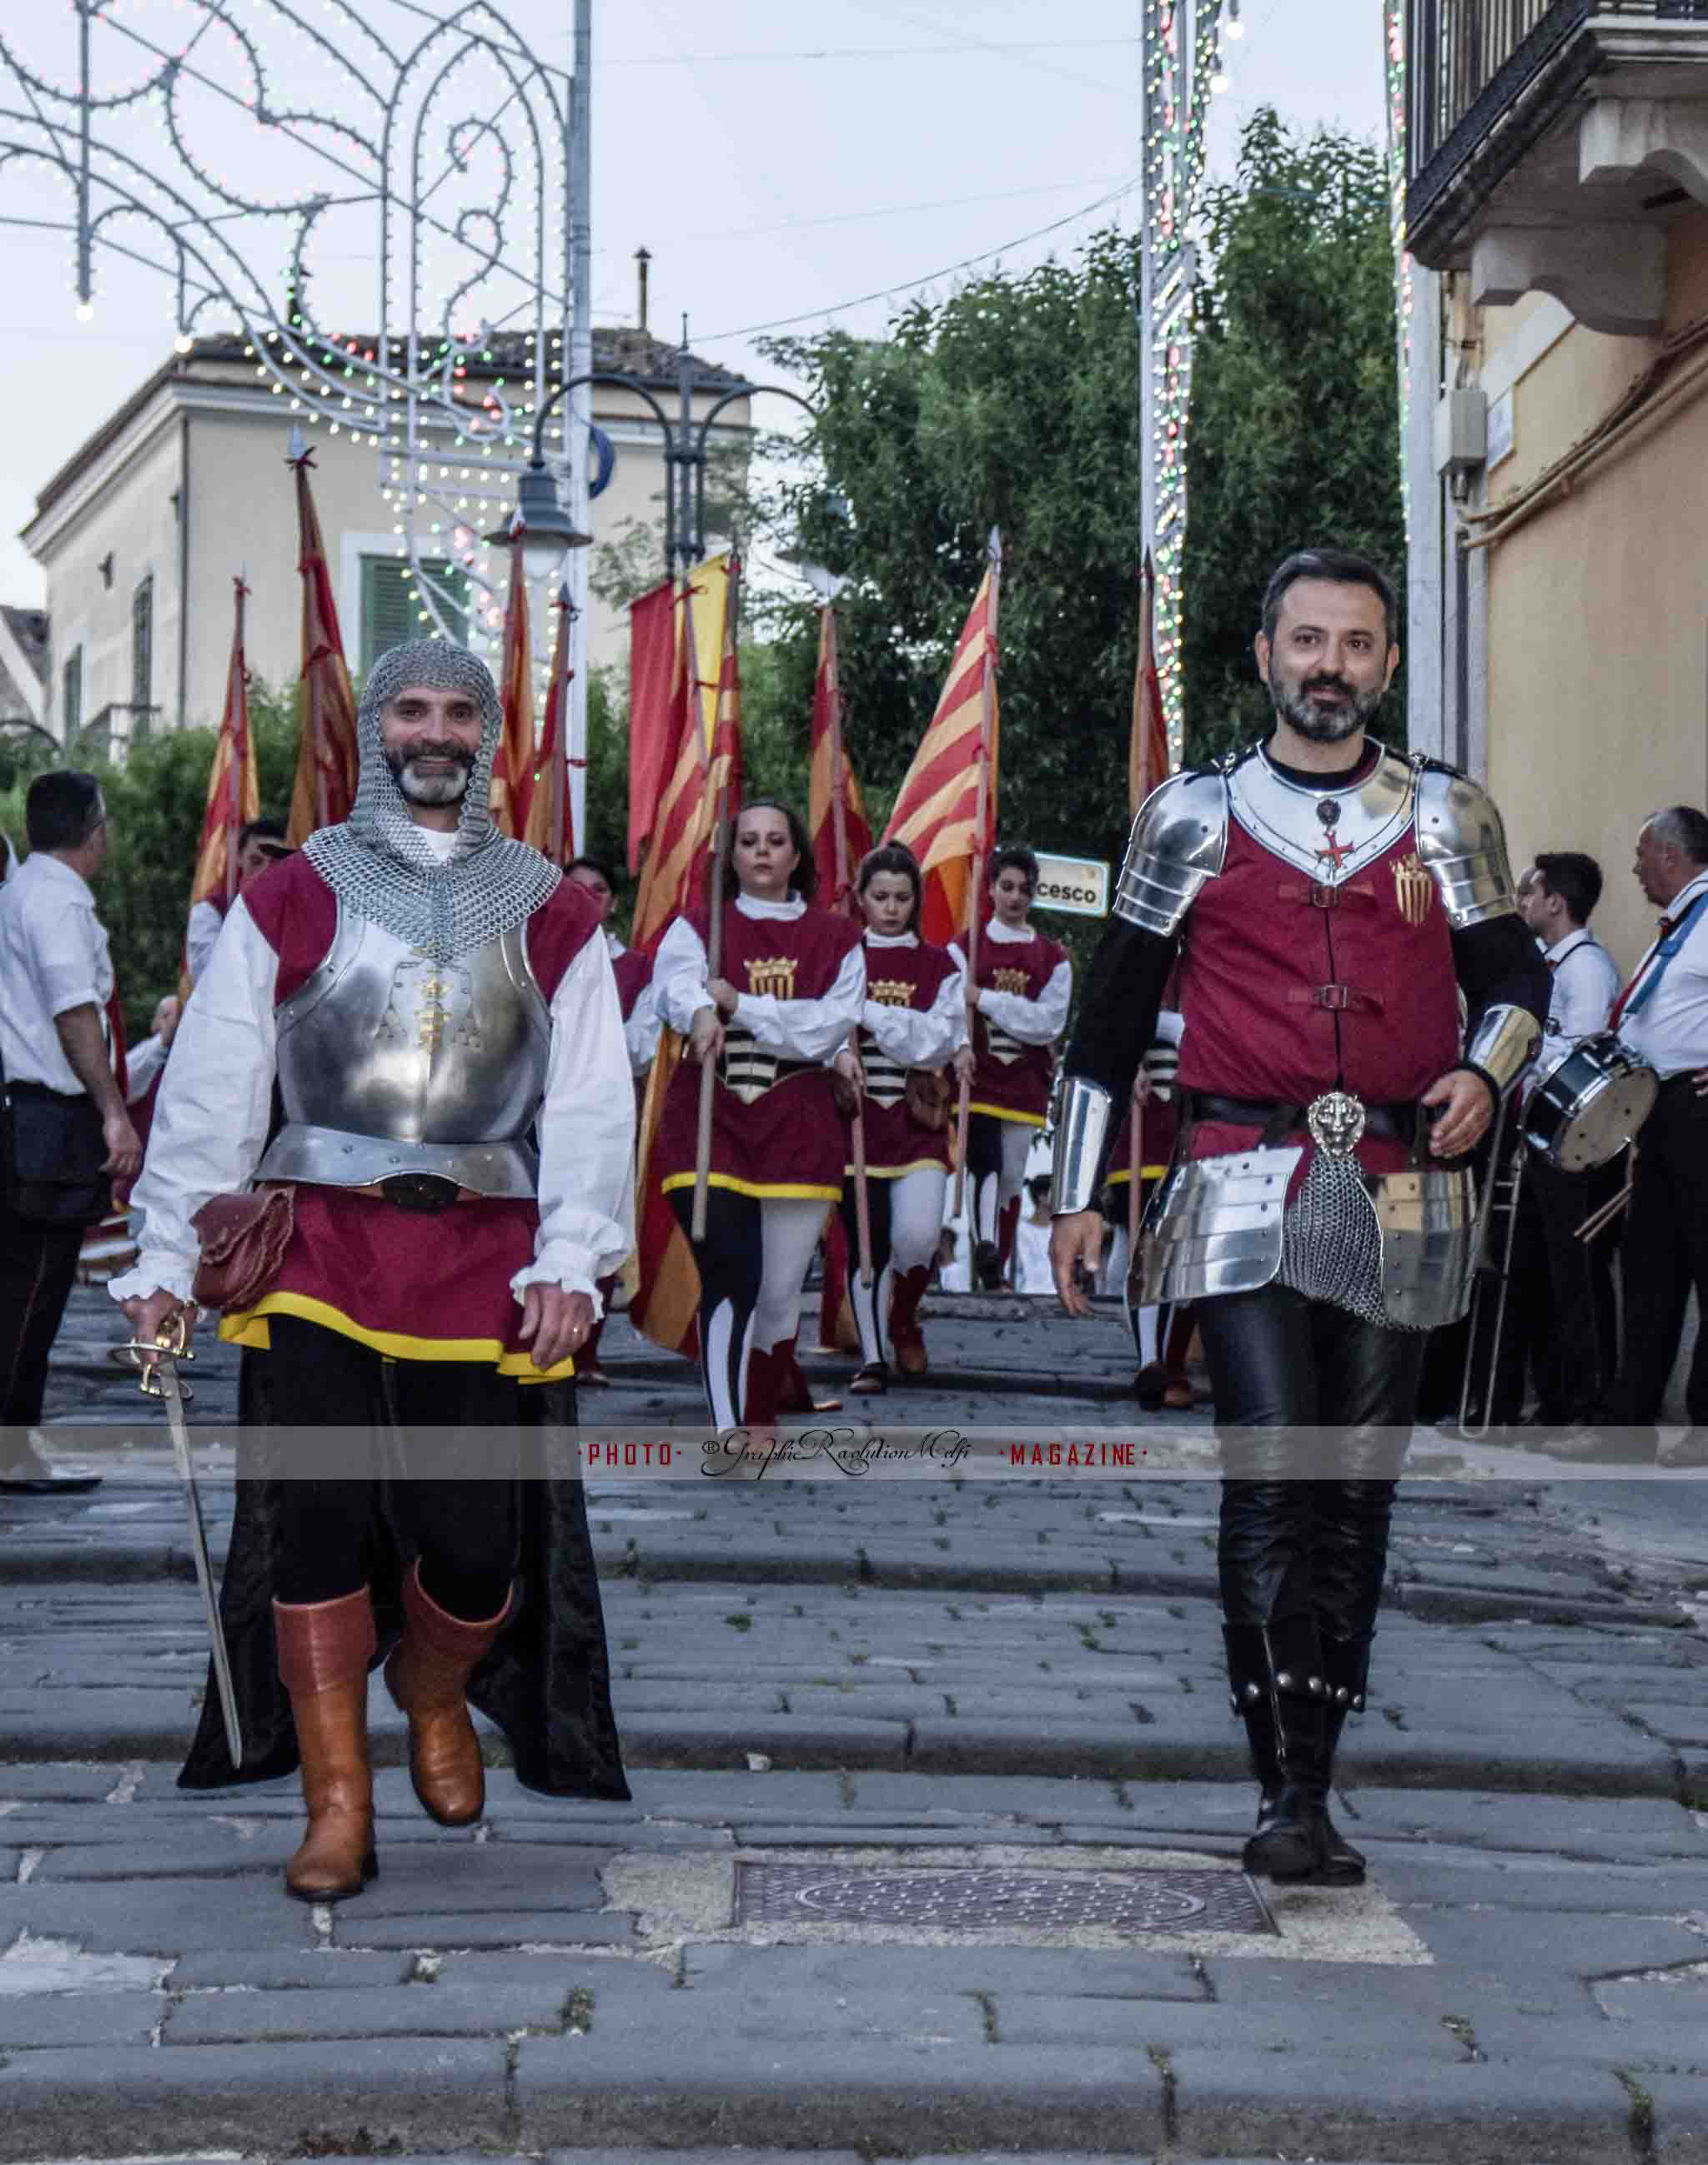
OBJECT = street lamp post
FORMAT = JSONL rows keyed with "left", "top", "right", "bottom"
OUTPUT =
{"left": 496, "top": 340, "right": 816, "bottom": 850}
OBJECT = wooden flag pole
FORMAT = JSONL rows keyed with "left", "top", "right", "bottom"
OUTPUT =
{"left": 686, "top": 573, "right": 724, "bottom": 1244}
{"left": 1127, "top": 1095, "right": 1143, "bottom": 1252}
{"left": 824, "top": 603, "right": 874, "bottom": 1289}
{"left": 952, "top": 531, "right": 1002, "bottom": 1222}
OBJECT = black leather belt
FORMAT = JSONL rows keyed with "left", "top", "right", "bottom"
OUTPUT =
{"left": 375, "top": 1173, "right": 465, "bottom": 1213}
{"left": 1182, "top": 1090, "right": 1419, "bottom": 1147}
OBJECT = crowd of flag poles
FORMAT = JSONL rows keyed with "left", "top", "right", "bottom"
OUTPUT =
{"left": 176, "top": 454, "right": 1168, "bottom": 1355}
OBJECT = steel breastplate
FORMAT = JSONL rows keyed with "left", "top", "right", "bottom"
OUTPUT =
{"left": 256, "top": 904, "right": 550, "bottom": 1197}
{"left": 1227, "top": 746, "right": 1414, "bottom": 884}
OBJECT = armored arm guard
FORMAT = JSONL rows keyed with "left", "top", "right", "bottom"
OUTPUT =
{"left": 1462, "top": 1002, "right": 1542, "bottom": 1099}
{"left": 1113, "top": 770, "right": 1229, "bottom": 934}
{"left": 1413, "top": 764, "right": 1519, "bottom": 928}
{"left": 1051, "top": 1077, "right": 1117, "bottom": 1216}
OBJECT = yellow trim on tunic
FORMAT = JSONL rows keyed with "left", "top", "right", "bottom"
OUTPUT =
{"left": 659, "top": 1170, "right": 842, "bottom": 1203}
{"left": 967, "top": 1101, "right": 1046, "bottom": 1128}
{"left": 1104, "top": 1164, "right": 1169, "bottom": 1187}
{"left": 219, "top": 1290, "right": 572, "bottom": 1382}
{"left": 843, "top": 1158, "right": 949, "bottom": 1182}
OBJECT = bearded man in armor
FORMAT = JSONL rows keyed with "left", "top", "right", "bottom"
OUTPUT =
{"left": 1052, "top": 550, "right": 1548, "bottom": 1887}
{"left": 113, "top": 640, "right": 635, "bottom": 1904}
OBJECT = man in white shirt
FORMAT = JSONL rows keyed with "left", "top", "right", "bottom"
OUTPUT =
{"left": 0, "top": 771, "right": 140, "bottom": 1491}
{"left": 1480, "top": 854, "right": 1623, "bottom": 1436}
{"left": 113, "top": 640, "right": 635, "bottom": 1901}
{"left": 1548, "top": 807, "right": 1708, "bottom": 1462}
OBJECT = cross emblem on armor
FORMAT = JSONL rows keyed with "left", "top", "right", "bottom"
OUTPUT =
{"left": 1315, "top": 830, "right": 1354, "bottom": 874}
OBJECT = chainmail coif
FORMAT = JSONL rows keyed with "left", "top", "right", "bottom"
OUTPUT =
{"left": 301, "top": 638, "right": 560, "bottom": 964}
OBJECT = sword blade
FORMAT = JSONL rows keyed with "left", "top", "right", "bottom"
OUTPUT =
{"left": 155, "top": 1357, "right": 243, "bottom": 1767}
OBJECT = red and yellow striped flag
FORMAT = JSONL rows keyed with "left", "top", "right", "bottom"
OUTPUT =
{"left": 880, "top": 541, "right": 1001, "bottom": 947}
{"left": 490, "top": 541, "right": 535, "bottom": 840}
{"left": 808, "top": 602, "right": 872, "bottom": 917}
{"left": 523, "top": 588, "right": 575, "bottom": 866}
{"left": 285, "top": 443, "right": 359, "bottom": 843}
{"left": 630, "top": 556, "right": 742, "bottom": 953}
{"left": 1130, "top": 549, "right": 1168, "bottom": 818}
{"left": 187, "top": 575, "right": 260, "bottom": 919}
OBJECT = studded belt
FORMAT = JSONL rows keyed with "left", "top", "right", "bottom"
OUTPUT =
{"left": 1181, "top": 1091, "right": 1419, "bottom": 1149}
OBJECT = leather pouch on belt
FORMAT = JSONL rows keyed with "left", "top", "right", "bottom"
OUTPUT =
{"left": 190, "top": 1187, "right": 296, "bottom": 1313}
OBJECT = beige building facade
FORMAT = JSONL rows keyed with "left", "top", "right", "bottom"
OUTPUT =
{"left": 21, "top": 329, "right": 750, "bottom": 756}
{"left": 1403, "top": 0, "right": 1708, "bottom": 973}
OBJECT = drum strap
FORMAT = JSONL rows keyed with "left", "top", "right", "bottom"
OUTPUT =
{"left": 1610, "top": 889, "right": 1708, "bottom": 1027}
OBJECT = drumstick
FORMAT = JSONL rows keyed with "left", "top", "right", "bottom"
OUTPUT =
{"left": 1575, "top": 1152, "right": 1636, "bottom": 1243}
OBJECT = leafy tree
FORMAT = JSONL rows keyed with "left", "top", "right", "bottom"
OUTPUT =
{"left": 1183, "top": 109, "right": 1405, "bottom": 764}
{"left": 757, "top": 229, "right": 1148, "bottom": 882}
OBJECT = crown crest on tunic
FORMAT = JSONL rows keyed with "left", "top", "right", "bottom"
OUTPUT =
{"left": 1392, "top": 852, "right": 1434, "bottom": 927}
{"left": 745, "top": 955, "right": 798, "bottom": 1000}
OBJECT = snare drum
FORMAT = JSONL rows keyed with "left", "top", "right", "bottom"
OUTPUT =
{"left": 1523, "top": 1032, "right": 1657, "bottom": 1172}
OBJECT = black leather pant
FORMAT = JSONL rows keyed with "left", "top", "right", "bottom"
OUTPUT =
{"left": 1198, "top": 1285, "right": 1425, "bottom": 1694}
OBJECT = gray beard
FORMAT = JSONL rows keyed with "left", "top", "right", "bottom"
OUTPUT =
{"left": 388, "top": 750, "right": 473, "bottom": 806}
{"left": 1268, "top": 671, "right": 1384, "bottom": 743}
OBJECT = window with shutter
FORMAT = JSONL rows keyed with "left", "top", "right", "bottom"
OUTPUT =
{"left": 359, "top": 555, "right": 469, "bottom": 673}
{"left": 62, "top": 646, "right": 83, "bottom": 738}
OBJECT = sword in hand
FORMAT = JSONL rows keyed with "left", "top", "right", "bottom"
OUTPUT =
{"left": 120, "top": 1309, "right": 243, "bottom": 1768}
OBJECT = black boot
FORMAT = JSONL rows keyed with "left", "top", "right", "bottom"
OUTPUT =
{"left": 1226, "top": 1621, "right": 1331, "bottom": 1884}
{"left": 1312, "top": 1635, "right": 1374, "bottom": 1886}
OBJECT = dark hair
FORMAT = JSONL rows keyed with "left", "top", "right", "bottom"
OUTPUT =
{"left": 856, "top": 843, "right": 922, "bottom": 933}
{"left": 1260, "top": 548, "right": 1399, "bottom": 650}
{"left": 1648, "top": 806, "right": 1708, "bottom": 867}
{"left": 566, "top": 854, "right": 619, "bottom": 891}
{"left": 25, "top": 770, "right": 104, "bottom": 852}
{"left": 239, "top": 817, "right": 286, "bottom": 851}
{"left": 734, "top": 798, "right": 816, "bottom": 900}
{"left": 988, "top": 845, "right": 1039, "bottom": 893}
{"left": 1533, "top": 850, "right": 1602, "bottom": 926}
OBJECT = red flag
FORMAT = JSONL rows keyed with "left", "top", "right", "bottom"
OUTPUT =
{"left": 626, "top": 577, "right": 679, "bottom": 875}
{"left": 880, "top": 541, "right": 1001, "bottom": 947}
{"left": 285, "top": 443, "right": 359, "bottom": 843}
{"left": 629, "top": 563, "right": 744, "bottom": 954}
{"left": 808, "top": 604, "right": 873, "bottom": 917}
{"left": 1130, "top": 549, "right": 1169, "bottom": 816}
{"left": 187, "top": 576, "right": 261, "bottom": 920}
{"left": 490, "top": 541, "right": 535, "bottom": 840}
{"left": 524, "top": 589, "right": 575, "bottom": 866}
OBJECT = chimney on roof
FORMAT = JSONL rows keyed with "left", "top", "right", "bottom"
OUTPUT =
{"left": 635, "top": 246, "right": 651, "bottom": 334}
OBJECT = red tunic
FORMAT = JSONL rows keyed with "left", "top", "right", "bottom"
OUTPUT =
{"left": 1106, "top": 1090, "right": 1178, "bottom": 1190}
{"left": 656, "top": 900, "right": 862, "bottom": 1201}
{"left": 219, "top": 852, "right": 601, "bottom": 1376}
{"left": 612, "top": 943, "right": 653, "bottom": 1023}
{"left": 1174, "top": 816, "right": 1460, "bottom": 1187}
{"left": 967, "top": 927, "right": 1068, "bottom": 1124}
{"left": 852, "top": 936, "right": 958, "bottom": 1178}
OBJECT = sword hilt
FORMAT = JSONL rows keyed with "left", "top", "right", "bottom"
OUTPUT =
{"left": 118, "top": 1312, "right": 198, "bottom": 1400}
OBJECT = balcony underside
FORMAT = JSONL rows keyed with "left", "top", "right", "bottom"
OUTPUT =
{"left": 1409, "top": 10, "right": 1708, "bottom": 334}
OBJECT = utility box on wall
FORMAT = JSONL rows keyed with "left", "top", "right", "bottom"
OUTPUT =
{"left": 1434, "top": 388, "right": 1489, "bottom": 479}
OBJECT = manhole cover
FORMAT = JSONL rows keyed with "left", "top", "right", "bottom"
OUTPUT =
{"left": 736, "top": 1861, "right": 1276, "bottom": 1936}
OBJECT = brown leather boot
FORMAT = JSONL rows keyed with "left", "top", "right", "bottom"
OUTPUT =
{"left": 889, "top": 1265, "right": 931, "bottom": 1375}
{"left": 384, "top": 1562, "right": 509, "bottom": 1826}
{"left": 274, "top": 1589, "right": 377, "bottom": 1904}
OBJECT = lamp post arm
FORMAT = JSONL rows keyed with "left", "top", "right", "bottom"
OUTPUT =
{"left": 529, "top": 370, "right": 678, "bottom": 464}
{"left": 691, "top": 383, "right": 817, "bottom": 570}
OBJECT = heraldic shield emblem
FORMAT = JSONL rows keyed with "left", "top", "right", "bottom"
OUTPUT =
{"left": 1392, "top": 851, "right": 1434, "bottom": 927}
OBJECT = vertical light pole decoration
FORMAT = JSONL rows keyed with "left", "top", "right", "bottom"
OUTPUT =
{"left": 0, "top": 0, "right": 590, "bottom": 811}
{"left": 1383, "top": 0, "right": 1414, "bottom": 536}
{"left": 1138, "top": 0, "right": 1229, "bottom": 763}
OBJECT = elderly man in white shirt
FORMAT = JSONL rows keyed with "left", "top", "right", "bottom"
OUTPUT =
{"left": 0, "top": 771, "right": 140, "bottom": 1490}
{"left": 1548, "top": 807, "right": 1708, "bottom": 1463}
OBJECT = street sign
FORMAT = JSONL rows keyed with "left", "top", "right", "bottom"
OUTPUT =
{"left": 1032, "top": 852, "right": 1109, "bottom": 918}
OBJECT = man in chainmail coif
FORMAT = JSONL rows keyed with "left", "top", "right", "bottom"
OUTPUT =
{"left": 1049, "top": 550, "right": 1548, "bottom": 1890}
{"left": 114, "top": 639, "right": 635, "bottom": 1904}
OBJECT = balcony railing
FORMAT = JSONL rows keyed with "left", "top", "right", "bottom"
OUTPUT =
{"left": 1408, "top": 0, "right": 1708, "bottom": 240}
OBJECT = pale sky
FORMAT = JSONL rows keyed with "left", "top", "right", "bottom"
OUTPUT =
{"left": 0, "top": 0, "right": 1387, "bottom": 606}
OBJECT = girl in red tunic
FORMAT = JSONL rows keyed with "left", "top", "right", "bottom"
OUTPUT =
{"left": 833, "top": 846, "right": 968, "bottom": 1394}
{"left": 652, "top": 801, "right": 865, "bottom": 1427}
{"left": 949, "top": 846, "right": 1072, "bottom": 1288}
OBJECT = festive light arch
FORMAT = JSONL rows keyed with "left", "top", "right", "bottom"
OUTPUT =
{"left": 0, "top": 0, "right": 578, "bottom": 676}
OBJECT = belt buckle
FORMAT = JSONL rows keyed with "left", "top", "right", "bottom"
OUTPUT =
{"left": 1305, "top": 1089, "right": 1366, "bottom": 1160}
{"left": 377, "top": 1172, "right": 460, "bottom": 1213}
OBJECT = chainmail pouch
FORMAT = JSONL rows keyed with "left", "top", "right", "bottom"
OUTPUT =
{"left": 301, "top": 638, "right": 560, "bottom": 964}
{"left": 1278, "top": 1148, "right": 1427, "bottom": 1332}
